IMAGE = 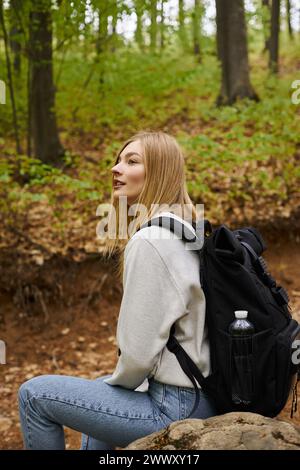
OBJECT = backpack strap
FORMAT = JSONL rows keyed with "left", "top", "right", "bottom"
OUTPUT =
{"left": 138, "top": 215, "right": 198, "bottom": 243}
{"left": 241, "top": 240, "right": 289, "bottom": 306}
{"left": 138, "top": 215, "right": 213, "bottom": 245}
{"left": 167, "top": 324, "right": 207, "bottom": 417}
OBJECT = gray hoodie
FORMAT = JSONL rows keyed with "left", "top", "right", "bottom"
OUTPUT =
{"left": 103, "top": 211, "right": 211, "bottom": 392}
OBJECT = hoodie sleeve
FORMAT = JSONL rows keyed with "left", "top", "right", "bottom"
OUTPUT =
{"left": 103, "top": 237, "right": 187, "bottom": 390}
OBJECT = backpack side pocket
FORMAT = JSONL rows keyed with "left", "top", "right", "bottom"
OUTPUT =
{"left": 251, "top": 328, "right": 276, "bottom": 415}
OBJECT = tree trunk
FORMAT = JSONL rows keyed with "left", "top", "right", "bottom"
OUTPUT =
{"left": 193, "top": 0, "right": 201, "bottom": 62}
{"left": 178, "top": 0, "right": 187, "bottom": 48}
{"left": 262, "top": 0, "right": 271, "bottom": 52}
{"left": 269, "top": 0, "right": 280, "bottom": 73}
{"left": 9, "top": 0, "right": 22, "bottom": 74}
{"left": 96, "top": 1, "right": 108, "bottom": 55}
{"left": 110, "top": 0, "right": 118, "bottom": 53}
{"left": 286, "top": 0, "right": 293, "bottom": 38}
{"left": 215, "top": 0, "right": 259, "bottom": 105}
{"left": 29, "top": 0, "right": 64, "bottom": 164}
{"left": 0, "top": 0, "right": 21, "bottom": 153}
{"left": 160, "top": 0, "right": 165, "bottom": 50}
{"left": 134, "top": 0, "right": 144, "bottom": 50}
{"left": 150, "top": 0, "right": 157, "bottom": 52}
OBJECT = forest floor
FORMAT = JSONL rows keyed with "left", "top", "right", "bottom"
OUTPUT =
{"left": 0, "top": 230, "right": 299, "bottom": 450}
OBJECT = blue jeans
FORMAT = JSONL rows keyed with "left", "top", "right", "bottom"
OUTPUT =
{"left": 18, "top": 373, "right": 217, "bottom": 450}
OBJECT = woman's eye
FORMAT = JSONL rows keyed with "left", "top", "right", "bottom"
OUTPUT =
{"left": 114, "top": 158, "right": 137, "bottom": 165}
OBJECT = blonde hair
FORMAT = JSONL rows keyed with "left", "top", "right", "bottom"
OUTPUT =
{"left": 102, "top": 130, "right": 198, "bottom": 282}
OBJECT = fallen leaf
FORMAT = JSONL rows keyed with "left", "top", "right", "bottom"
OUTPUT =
{"left": 61, "top": 328, "right": 70, "bottom": 335}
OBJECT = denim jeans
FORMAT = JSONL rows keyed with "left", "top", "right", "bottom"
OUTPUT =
{"left": 18, "top": 373, "right": 217, "bottom": 450}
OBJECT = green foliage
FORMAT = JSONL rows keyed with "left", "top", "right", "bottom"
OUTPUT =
{"left": 0, "top": 7, "right": 299, "bottom": 232}
{"left": 0, "top": 153, "right": 104, "bottom": 228}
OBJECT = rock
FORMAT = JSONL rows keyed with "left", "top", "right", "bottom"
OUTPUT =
{"left": 124, "top": 412, "right": 300, "bottom": 450}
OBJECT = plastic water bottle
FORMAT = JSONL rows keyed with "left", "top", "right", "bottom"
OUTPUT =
{"left": 229, "top": 310, "right": 255, "bottom": 405}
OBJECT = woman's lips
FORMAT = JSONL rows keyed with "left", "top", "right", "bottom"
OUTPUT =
{"left": 113, "top": 182, "right": 126, "bottom": 188}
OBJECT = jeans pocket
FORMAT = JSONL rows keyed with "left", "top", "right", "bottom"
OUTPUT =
{"left": 148, "top": 379, "right": 165, "bottom": 408}
{"left": 159, "top": 385, "right": 182, "bottom": 422}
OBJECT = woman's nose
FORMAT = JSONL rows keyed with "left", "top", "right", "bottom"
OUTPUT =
{"left": 111, "top": 163, "right": 121, "bottom": 173}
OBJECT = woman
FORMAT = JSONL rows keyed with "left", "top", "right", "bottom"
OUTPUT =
{"left": 18, "top": 130, "right": 217, "bottom": 450}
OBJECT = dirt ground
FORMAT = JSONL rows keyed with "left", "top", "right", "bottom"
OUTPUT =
{"left": 0, "top": 232, "right": 299, "bottom": 450}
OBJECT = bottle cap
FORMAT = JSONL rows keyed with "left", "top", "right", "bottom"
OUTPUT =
{"left": 234, "top": 310, "right": 248, "bottom": 319}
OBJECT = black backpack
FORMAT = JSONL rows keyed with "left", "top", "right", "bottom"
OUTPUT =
{"left": 137, "top": 215, "right": 300, "bottom": 419}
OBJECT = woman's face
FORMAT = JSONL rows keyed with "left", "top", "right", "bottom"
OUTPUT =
{"left": 111, "top": 140, "right": 146, "bottom": 206}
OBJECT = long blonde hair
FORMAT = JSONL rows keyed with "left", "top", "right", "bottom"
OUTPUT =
{"left": 102, "top": 130, "right": 198, "bottom": 282}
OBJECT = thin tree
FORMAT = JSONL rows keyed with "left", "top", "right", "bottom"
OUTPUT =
{"left": 0, "top": 0, "right": 21, "bottom": 153}
{"left": 193, "top": 0, "right": 201, "bottom": 62}
{"left": 110, "top": 0, "right": 118, "bottom": 53}
{"left": 160, "top": 0, "right": 165, "bottom": 50}
{"left": 262, "top": 0, "right": 271, "bottom": 52}
{"left": 29, "top": 0, "right": 64, "bottom": 164}
{"left": 215, "top": 0, "right": 259, "bottom": 105}
{"left": 96, "top": 0, "right": 109, "bottom": 92}
{"left": 96, "top": 0, "right": 109, "bottom": 56}
{"left": 178, "top": 0, "right": 187, "bottom": 49}
{"left": 150, "top": 0, "right": 157, "bottom": 52}
{"left": 9, "top": 0, "right": 22, "bottom": 74}
{"left": 134, "top": 0, "right": 144, "bottom": 50}
{"left": 286, "top": 0, "right": 293, "bottom": 39}
{"left": 269, "top": 0, "right": 280, "bottom": 73}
